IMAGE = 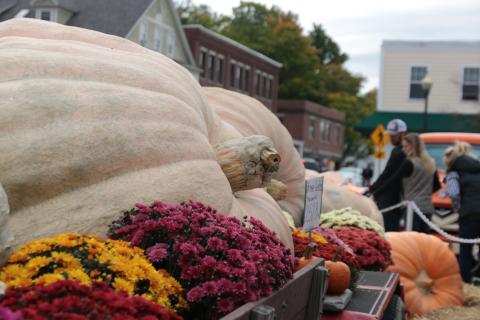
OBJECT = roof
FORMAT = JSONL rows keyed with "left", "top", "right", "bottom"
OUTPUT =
{"left": 183, "top": 24, "right": 283, "bottom": 68}
{"left": 382, "top": 40, "right": 480, "bottom": 50}
{"left": 357, "top": 111, "right": 480, "bottom": 134}
{"left": 0, "top": 0, "right": 153, "bottom": 37}
{"left": 277, "top": 99, "right": 345, "bottom": 122}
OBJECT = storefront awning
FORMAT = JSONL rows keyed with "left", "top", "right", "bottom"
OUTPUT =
{"left": 356, "top": 111, "right": 479, "bottom": 134}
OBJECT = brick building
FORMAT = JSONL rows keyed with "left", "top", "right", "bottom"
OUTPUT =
{"left": 183, "top": 24, "right": 282, "bottom": 112}
{"left": 277, "top": 100, "right": 346, "bottom": 165}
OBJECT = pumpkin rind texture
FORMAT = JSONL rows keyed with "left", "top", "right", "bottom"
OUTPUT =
{"left": 387, "top": 232, "right": 464, "bottom": 317}
{"left": 0, "top": 18, "right": 293, "bottom": 255}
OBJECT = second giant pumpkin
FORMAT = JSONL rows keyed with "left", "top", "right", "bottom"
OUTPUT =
{"left": 204, "top": 88, "right": 305, "bottom": 226}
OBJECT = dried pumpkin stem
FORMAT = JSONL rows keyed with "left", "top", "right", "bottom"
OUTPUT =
{"left": 305, "top": 242, "right": 317, "bottom": 259}
{"left": 215, "top": 135, "right": 281, "bottom": 193}
{"left": 261, "top": 147, "right": 281, "bottom": 172}
{"left": 332, "top": 246, "right": 345, "bottom": 262}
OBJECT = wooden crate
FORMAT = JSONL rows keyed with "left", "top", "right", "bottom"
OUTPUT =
{"left": 221, "top": 258, "right": 328, "bottom": 320}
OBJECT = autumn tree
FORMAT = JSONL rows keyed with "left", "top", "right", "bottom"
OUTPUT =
{"left": 177, "top": 1, "right": 375, "bottom": 159}
{"left": 176, "top": 0, "right": 230, "bottom": 32}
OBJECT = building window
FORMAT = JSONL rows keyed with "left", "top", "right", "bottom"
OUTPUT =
{"left": 207, "top": 54, "right": 215, "bottom": 81}
{"left": 35, "top": 8, "right": 55, "bottom": 21}
{"left": 215, "top": 57, "right": 223, "bottom": 83}
{"left": 409, "top": 66, "right": 428, "bottom": 99}
{"left": 462, "top": 67, "right": 479, "bottom": 100}
{"left": 255, "top": 72, "right": 261, "bottom": 96}
{"left": 266, "top": 77, "right": 273, "bottom": 99}
{"left": 320, "top": 120, "right": 330, "bottom": 142}
{"left": 262, "top": 76, "right": 267, "bottom": 97}
{"left": 230, "top": 63, "right": 236, "bottom": 87}
{"left": 235, "top": 65, "right": 241, "bottom": 89}
{"left": 230, "top": 62, "right": 243, "bottom": 89}
{"left": 166, "top": 30, "right": 175, "bottom": 57}
{"left": 308, "top": 117, "right": 316, "bottom": 140}
{"left": 139, "top": 22, "right": 147, "bottom": 47}
{"left": 198, "top": 49, "right": 206, "bottom": 78}
{"left": 154, "top": 26, "right": 163, "bottom": 52}
{"left": 332, "top": 125, "right": 341, "bottom": 145}
{"left": 244, "top": 68, "right": 250, "bottom": 92}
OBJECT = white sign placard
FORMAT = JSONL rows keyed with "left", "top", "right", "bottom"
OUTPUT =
{"left": 303, "top": 176, "right": 324, "bottom": 232}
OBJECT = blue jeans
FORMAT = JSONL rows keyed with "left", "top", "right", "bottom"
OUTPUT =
{"left": 458, "top": 219, "right": 480, "bottom": 283}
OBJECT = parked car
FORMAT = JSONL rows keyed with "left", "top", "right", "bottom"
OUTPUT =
{"left": 337, "top": 167, "right": 364, "bottom": 187}
{"left": 421, "top": 132, "right": 480, "bottom": 231}
{"left": 302, "top": 158, "right": 321, "bottom": 172}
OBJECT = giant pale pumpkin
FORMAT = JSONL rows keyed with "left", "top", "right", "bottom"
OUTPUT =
{"left": 305, "top": 170, "right": 383, "bottom": 226}
{"left": 387, "top": 232, "right": 464, "bottom": 317}
{"left": 0, "top": 184, "right": 11, "bottom": 262}
{"left": 0, "top": 19, "right": 293, "bottom": 259}
{"left": 204, "top": 88, "right": 305, "bottom": 226}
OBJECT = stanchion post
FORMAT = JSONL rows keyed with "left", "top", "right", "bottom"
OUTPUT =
{"left": 405, "top": 201, "right": 413, "bottom": 231}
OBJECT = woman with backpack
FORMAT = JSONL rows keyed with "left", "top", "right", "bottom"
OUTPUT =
{"left": 444, "top": 141, "right": 480, "bottom": 283}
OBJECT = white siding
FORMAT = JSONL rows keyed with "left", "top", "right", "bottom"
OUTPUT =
{"left": 126, "top": 0, "right": 190, "bottom": 68}
{"left": 380, "top": 43, "right": 480, "bottom": 114}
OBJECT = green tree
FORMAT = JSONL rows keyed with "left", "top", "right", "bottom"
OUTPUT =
{"left": 178, "top": 1, "right": 376, "bottom": 159}
{"left": 222, "top": 2, "right": 322, "bottom": 101}
{"left": 310, "top": 24, "right": 348, "bottom": 65}
{"left": 329, "top": 90, "right": 376, "bottom": 158}
{"left": 176, "top": 0, "right": 230, "bottom": 32}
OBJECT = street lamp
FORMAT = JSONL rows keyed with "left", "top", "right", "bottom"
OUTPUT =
{"left": 421, "top": 74, "right": 433, "bottom": 132}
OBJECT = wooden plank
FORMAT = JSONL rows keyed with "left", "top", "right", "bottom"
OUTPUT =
{"left": 221, "top": 259, "right": 325, "bottom": 320}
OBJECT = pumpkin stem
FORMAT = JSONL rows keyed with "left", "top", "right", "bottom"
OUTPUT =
{"left": 332, "top": 246, "right": 345, "bottom": 263}
{"left": 261, "top": 147, "right": 281, "bottom": 172}
{"left": 266, "top": 179, "right": 288, "bottom": 201}
{"left": 214, "top": 135, "right": 280, "bottom": 193}
{"left": 415, "top": 271, "right": 434, "bottom": 294}
{"left": 305, "top": 243, "right": 317, "bottom": 259}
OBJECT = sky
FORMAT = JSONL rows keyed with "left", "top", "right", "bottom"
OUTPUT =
{"left": 189, "top": 0, "right": 480, "bottom": 93}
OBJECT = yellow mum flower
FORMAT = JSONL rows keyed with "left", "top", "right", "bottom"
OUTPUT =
{"left": 0, "top": 233, "right": 187, "bottom": 313}
{"left": 34, "top": 273, "right": 65, "bottom": 286}
{"left": 51, "top": 252, "right": 82, "bottom": 269}
{"left": 293, "top": 229, "right": 328, "bottom": 244}
{"left": 113, "top": 277, "right": 134, "bottom": 295}
{"left": 66, "top": 269, "right": 91, "bottom": 285}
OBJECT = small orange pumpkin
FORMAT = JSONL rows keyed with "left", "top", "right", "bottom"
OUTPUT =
{"left": 325, "top": 259, "right": 351, "bottom": 295}
{"left": 294, "top": 243, "right": 318, "bottom": 272}
{"left": 387, "top": 232, "right": 464, "bottom": 317}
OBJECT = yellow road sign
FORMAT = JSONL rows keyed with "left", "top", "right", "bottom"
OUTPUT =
{"left": 370, "top": 124, "right": 390, "bottom": 148}
{"left": 374, "top": 150, "right": 386, "bottom": 159}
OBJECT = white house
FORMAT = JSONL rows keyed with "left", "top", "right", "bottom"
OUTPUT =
{"left": 359, "top": 40, "right": 479, "bottom": 133}
{"left": 0, "top": 0, "right": 200, "bottom": 78}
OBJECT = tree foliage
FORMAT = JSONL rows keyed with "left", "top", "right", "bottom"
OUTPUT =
{"left": 176, "top": 1, "right": 375, "bottom": 159}
{"left": 176, "top": 0, "right": 230, "bottom": 32}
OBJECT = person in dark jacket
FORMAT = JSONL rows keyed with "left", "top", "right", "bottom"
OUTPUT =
{"left": 369, "top": 119, "right": 407, "bottom": 231}
{"left": 444, "top": 141, "right": 480, "bottom": 283}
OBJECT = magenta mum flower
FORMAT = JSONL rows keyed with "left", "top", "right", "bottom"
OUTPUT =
{"left": 108, "top": 201, "right": 294, "bottom": 319}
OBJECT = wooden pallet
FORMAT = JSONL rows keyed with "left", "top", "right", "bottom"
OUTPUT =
{"left": 221, "top": 259, "right": 328, "bottom": 320}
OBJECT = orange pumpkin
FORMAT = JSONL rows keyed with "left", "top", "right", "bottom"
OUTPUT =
{"left": 325, "top": 260, "right": 351, "bottom": 295}
{"left": 294, "top": 243, "right": 318, "bottom": 272}
{"left": 387, "top": 232, "right": 464, "bottom": 317}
